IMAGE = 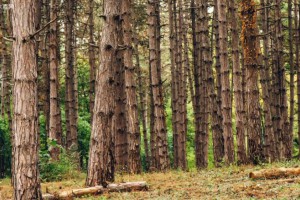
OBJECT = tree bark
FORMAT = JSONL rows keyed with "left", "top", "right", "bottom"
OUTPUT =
{"left": 228, "top": 0, "right": 247, "bottom": 164}
{"left": 11, "top": 0, "right": 42, "bottom": 198}
{"left": 259, "top": 0, "right": 275, "bottom": 162}
{"left": 135, "top": 40, "right": 149, "bottom": 170}
{"left": 211, "top": 0, "right": 224, "bottom": 166}
{"left": 44, "top": 182, "right": 148, "bottom": 200}
{"left": 88, "top": 0, "right": 96, "bottom": 124}
{"left": 49, "top": 0, "right": 62, "bottom": 160}
{"left": 249, "top": 168, "right": 300, "bottom": 179}
{"left": 122, "top": 0, "right": 142, "bottom": 174}
{"left": 148, "top": 0, "right": 169, "bottom": 170}
{"left": 65, "top": 0, "right": 78, "bottom": 151}
{"left": 86, "top": 0, "right": 120, "bottom": 186}
{"left": 240, "top": 0, "right": 263, "bottom": 164}
{"left": 217, "top": 0, "right": 234, "bottom": 164}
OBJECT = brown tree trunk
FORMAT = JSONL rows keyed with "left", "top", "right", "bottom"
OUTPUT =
{"left": 217, "top": 0, "right": 234, "bottom": 164}
{"left": 295, "top": 0, "right": 300, "bottom": 158}
{"left": 259, "top": 0, "right": 275, "bottom": 162}
{"left": 148, "top": 0, "right": 169, "bottom": 170}
{"left": 192, "top": 0, "right": 204, "bottom": 169}
{"left": 88, "top": 0, "right": 96, "bottom": 124}
{"left": 122, "top": 0, "right": 142, "bottom": 174}
{"left": 168, "top": 0, "right": 178, "bottom": 168}
{"left": 49, "top": 0, "right": 62, "bottom": 160}
{"left": 11, "top": 0, "right": 42, "bottom": 198}
{"left": 240, "top": 0, "right": 263, "bottom": 164}
{"left": 273, "top": 0, "right": 291, "bottom": 159}
{"left": 228, "top": 0, "right": 247, "bottom": 164}
{"left": 288, "top": 0, "right": 294, "bottom": 157}
{"left": 86, "top": 0, "right": 120, "bottom": 186}
{"left": 114, "top": 19, "right": 128, "bottom": 171}
{"left": 65, "top": 0, "right": 78, "bottom": 151}
{"left": 212, "top": 0, "right": 224, "bottom": 166}
{"left": 135, "top": 40, "right": 149, "bottom": 170}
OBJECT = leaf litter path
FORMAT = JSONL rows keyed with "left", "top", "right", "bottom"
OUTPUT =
{"left": 1, "top": 161, "right": 300, "bottom": 199}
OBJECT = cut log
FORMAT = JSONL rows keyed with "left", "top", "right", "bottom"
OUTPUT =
{"left": 249, "top": 167, "right": 300, "bottom": 179}
{"left": 43, "top": 181, "right": 148, "bottom": 200}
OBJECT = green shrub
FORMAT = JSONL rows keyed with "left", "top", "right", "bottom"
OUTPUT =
{"left": 39, "top": 149, "right": 78, "bottom": 182}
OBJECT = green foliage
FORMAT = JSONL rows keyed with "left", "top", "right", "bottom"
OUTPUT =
{"left": 0, "top": 117, "right": 11, "bottom": 177}
{"left": 39, "top": 149, "right": 78, "bottom": 182}
{"left": 78, "top": 116, "right": 91, "bottom": 170}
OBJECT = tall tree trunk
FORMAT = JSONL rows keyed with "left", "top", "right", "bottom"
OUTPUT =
{"left": 148, "top": 0, "right": 169, "bottom": 170}
{"left": 88, "top": 0, "right": 96, "bottom": 124}
{"left": 240, "top": 0, "right": 263, "bottom": 164}
{"left": 11, "top": 0, "right": 42, "bottom": 198}
{"left": 295, "top": 0, "right": 300, "bottom": 158}
{"left": 168, "top": 0, "right": 179, "bottom": 169}
{"left": 228, "top": 0, "right": 247, "bottom": 164}
{"left": 172, "top": 0, "right": 187, "bottom": 170}
{"left": 49, "top": 0, "right": 62, "bottom": 160}
{"left": 65, "top": 0, "right": 78, "bottom": 151}
{"left": 259, "top": 0, "right": 275, "bottom": 162}
{"left": 114, "top": 19, "right": 128, "bottom": 171}
{"left": 217, "top": 0, "right": 234, "bottom": 164}
{"left": 212, "top": 0, "right": 224, "bottom": 166}
{"left": 135, "top": 40, "right": 149, "bottom": 170}
{"left": 288, "top": 0, "right": 294, "bottom": 156}
{"left": 274, "top": 0, "right": 291, "bottom": 159}
{"left": 122, "top": 0, "right": 142, "bottom": 174}
{"left": 192, "top": 0, "right": 204, "bottom": 169}
{"left": 86, "top": 0, "right": 120, "bottom": 186}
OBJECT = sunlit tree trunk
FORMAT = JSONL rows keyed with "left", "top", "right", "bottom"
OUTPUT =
{"left": 240, "top": 0, "right": 263, "bottom": 164}
{"left": 86, "top": 0, "right": 119, "bottom": 186}
{"left": 11, "top": 0, "right": 42, "bottom": 198}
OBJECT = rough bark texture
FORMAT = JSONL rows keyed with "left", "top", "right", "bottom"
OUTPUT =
{"left": 272, "top": 0, "right": 291, "bottom": 160}
{"left": 122, "top": 0, "right": 142, "bottom": 174}
{"left": 11, "top": 0, "right": 42, "bottom": 198}
{"left": 65, "top": 0, "right": 78, "bottom": 151}
{"left": 148, "top": 0, "right": 169, "bottom": 170}
{"left": 86, "top": 0, "right": 119, "bottom": 186}
{"left": 88, "top": 0, "right": 96, "bottom": 124}
{"left": 296, "top": 0, "right": 300, "bottom": 158}
{"left": 259, "top": 0, "right": 275, "bottom": 161}
{"left": 44, "top": 182, "right": 148, "bottom": 200}
{"left": 212, "top": 0, "right": 224, "bottom": 166}
{"left": 228, "top": 0, "right": 247, "bottom": 164}
{"left": 217, "top": 0, "right": 234, "bottom": 164}
{"left": 135, "top": 40, "right": 149, "bottom": 170}
{"left": 114, "top": 18, "right": 128, "bottom": 171}
{"left": 249, "top": 168, "right": 300, "bottom": 179}
{"left": 240, "top": 0, "right": 262, "bottom": 163}
{"left": 169, "top": 0, "right": 179, "bottom": 169}
{"left": 49, "top": 0, "right": 62, "bottom": 160}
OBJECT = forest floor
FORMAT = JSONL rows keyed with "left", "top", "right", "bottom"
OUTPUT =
{"left": 1, "top": 160, "right": 300, "bottom": 199}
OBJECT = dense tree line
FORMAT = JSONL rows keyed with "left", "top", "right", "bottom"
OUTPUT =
{"left": 0, "top": 0, "right": 299, "bottom": 199}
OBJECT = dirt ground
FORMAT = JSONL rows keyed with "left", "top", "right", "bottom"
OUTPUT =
{"left": 1, "top": 161, "right": 300, "bottom": 199}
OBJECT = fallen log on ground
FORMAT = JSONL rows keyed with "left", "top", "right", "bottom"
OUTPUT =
{"left": 43, "top": 181, "right": 148, "bottom": 200}
{"left": 249, "top": 167, "right": 300, "bottom": 179}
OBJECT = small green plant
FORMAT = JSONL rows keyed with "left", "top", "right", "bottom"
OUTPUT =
{"left": 39, "top": 148, "right": 78, "bottom": 182}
